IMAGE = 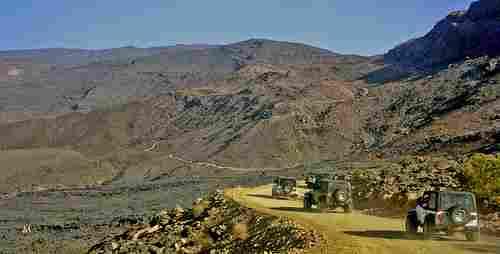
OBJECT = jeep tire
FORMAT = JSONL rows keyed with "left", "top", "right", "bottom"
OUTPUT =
{"left": 344, "top": 203, "right": 353, "bottom": 213}
{"left": 405, "top": 217, "right": 417, "bottom": 235}
{"left": 422, "top": 220, "right": 433, "bottom": 240}
{"left": 465, "top": 231, "right": 480, "bottom": 242}
{"left": 303, "top": 195, "right": 312, "bottom": 209}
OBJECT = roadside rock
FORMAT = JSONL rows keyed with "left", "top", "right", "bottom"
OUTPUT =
{"left": 352, "top": 156, "right": 465, "bottom": 210}
{"left": 87, "top": 191, "right": 320, "bottom": 254}
{"left": 480, "top": 212, "right": 500, "bottom": 236}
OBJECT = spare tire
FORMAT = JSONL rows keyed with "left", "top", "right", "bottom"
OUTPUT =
{"left": 335, "top": 190, "right": 346, "bottom": 202}
{"left": 448, "top": 206, "right": 469, "bottom": 225}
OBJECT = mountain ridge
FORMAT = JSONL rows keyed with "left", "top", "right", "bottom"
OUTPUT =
{"left": 384, "top": 0, "right": 500, "bottom": 69}
{"left": 0, "top": 0, "right": 499, "bottom": 193}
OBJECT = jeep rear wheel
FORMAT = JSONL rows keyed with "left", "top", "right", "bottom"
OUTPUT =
{"left": 318, "top": 196, "right": 328, "bottom": 209}
{"left": 344, "top": 203, "right": 353, "bottom": 213}
{"left": 272, "top": 187, "right": 279, "bottom": 197}
{"left": 303, "top": 196, "right": 312, "bottom": 209}
{"left": 465, "top": 231, "right": 480, "bottom": 242}
{"left": 422, "top": 220, "right": 433, "bottom": 240}
{"left": 405, "top": 217, "right": 417, "bottom": 235}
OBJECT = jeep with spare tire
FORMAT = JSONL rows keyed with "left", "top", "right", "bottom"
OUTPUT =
{"left": 271, "top": 176, "right": 297, "bottom": 198}
{"left": 405, "top": 191, "right": 480, "bottom": 241}
{"left": 303, "top": 177, "right": 353, "bottom": 213}
{"left": 304, "top": 172, "right": 336, "bottom": 189}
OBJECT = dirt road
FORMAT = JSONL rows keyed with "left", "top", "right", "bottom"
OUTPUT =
{"left": 226, "top": 184, "right": 499, "bottom": 254}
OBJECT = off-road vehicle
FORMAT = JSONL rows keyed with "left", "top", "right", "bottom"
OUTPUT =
{"left": 303, "top": 177, "right": 353, "bottom": 213}
{"left": 271, "top": 176, "right": 297, "bottom": 197}
{"left": 304, "top": 172, "right": 335, "bottom": 189}
{"left": 405, "top": 191, "right": 480, "bottom": 241}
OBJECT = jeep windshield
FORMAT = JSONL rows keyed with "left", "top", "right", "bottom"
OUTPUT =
{"left": 440, "top": 192, "right": 476, "bottom": 211}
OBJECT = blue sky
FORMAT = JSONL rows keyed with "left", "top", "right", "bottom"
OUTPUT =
{"left": 1, "top": 0, "right": 475, "bottom": 56}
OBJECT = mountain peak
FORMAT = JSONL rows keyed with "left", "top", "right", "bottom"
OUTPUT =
{"left": 467, "top": 0, "right": 500, "bottom": 21}
{"left": 385, "top": 0, "right": 500, "bottom": 68}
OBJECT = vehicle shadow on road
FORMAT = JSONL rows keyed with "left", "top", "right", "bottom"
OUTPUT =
{"left": 270, "top": 207, "right": 337, "bottom": 213}
{"left": 343, "top": 230, "right": 463, "bottom": 241}
{"left": 344, "top": 230, "right": 412, "bottom": 240}
{"left": 454, "top": 243, "right": 499, "bottom": 253}
{"left": 246, "top": 194, "right": 297, "bottom": 201}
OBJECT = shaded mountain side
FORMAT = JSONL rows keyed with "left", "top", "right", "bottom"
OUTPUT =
{"left": 356, "top": 0, "right": 500, "bottom": 156}
{"left": 363, "top": 0, "right": 500, "bottom": 85}
{"left": 385, "top": 0, "right": 500, "bottom": 69}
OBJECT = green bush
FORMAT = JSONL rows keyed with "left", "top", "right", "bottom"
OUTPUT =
{"left": 463, "top": 153, "right": 500, "bottom": 199}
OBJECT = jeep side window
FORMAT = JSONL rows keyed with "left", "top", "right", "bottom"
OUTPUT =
{"left": 428, "top": 192, "right": 437, "bottom": 210}
{"left": 420, "top": 192, "right": 431, "bottom": 208}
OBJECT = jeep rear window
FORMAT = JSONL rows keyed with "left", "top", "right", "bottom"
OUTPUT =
{"left": 333, "top": 181, "right": 348, "bottom": 189}
{"left": 428, "top": 192, "right": 437, "bottom": 210}
{"left": 440, "top": 193, "right": 476, "bottom": 211}
{"left": 319, "top": 181, "right": 330, "bottom": 192}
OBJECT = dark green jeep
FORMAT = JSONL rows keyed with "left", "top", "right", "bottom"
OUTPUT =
{"left": 271, "top": 176, "right": 297, "bottom": 197}
{"left": 303, "top": 178, "right": 353, "bottom": 213}
{"left": 304, "top": 172, "right": 336, "bottom": 189}
{"left": 405, "top": 191, "right": 480, "bottom": 241}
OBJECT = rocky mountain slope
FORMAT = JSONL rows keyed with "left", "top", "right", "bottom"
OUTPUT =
{"left": 361, "top": 56, "right": 500, "bottom": 158}
{"left": 0, "top": 0, "right": 499, "bottom": 193}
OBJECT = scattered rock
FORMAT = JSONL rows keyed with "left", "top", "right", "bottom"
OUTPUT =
{"left": 480, "top": 212, "right": 500, "bottom": 236}
{"left": 352, "top": 156, "right": 465, "bottom": 210}
{"left": 88, "top": 191, "right": 320, "bottom": 254}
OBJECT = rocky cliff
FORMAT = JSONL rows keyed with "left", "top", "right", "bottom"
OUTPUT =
{"left": 385, "top": 0, "right": 500, "bottom": 69}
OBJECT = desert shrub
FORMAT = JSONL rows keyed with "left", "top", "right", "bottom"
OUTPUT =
{"left": 463, "top": 153, "right": 500, "bottom": 199}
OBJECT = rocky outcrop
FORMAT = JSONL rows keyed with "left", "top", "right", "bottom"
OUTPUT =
{"left": 385, "top": 0, "right": 500, "bottom": 69}
{"left": 351, "top": 156, "right": 465, "bottom": 209}
{"left": 481, "top": 212, "right": 500, "bottom": 236}
{"left": 360, "top": 55, "right": 500, "bottom": 156}
{"left": 386, "top": 57, "right": 499, "bottom": 129}
{"left": 88, "top": 191, "right": 320, "bottom": 254}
